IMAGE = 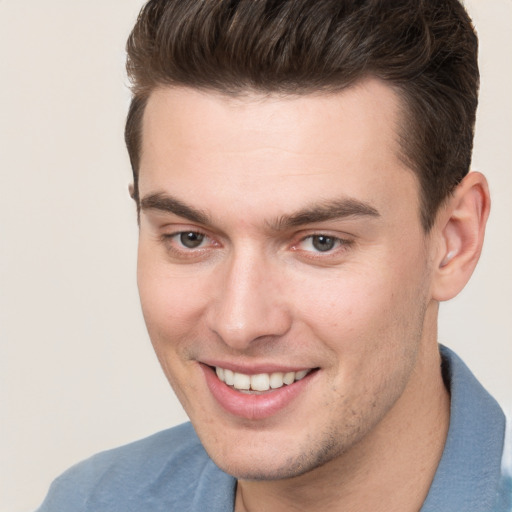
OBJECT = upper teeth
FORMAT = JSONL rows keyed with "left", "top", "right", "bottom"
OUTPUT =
{"left": 215, "top": 367, "right": 310, "bottom": 391}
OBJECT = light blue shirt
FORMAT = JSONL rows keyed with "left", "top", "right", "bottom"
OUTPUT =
{"left": 37, "top": 346, "right": 511, "bottom": 511}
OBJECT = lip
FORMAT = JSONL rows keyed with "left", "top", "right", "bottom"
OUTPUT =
{"left": 200, "top": 363, "right": 317, "bottom": 420}
{"left": 202, "top": 359, "right": 312, "bottom": 375}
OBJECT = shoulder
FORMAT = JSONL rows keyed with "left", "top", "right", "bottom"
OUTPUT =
{"left": 36, "top": 422, "right": 234, "bottom": 512}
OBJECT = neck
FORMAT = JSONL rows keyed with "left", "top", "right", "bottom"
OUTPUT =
{"left": 235, "top": 336, "right": 450, "bottom": 512}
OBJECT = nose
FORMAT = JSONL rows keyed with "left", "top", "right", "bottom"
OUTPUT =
{"left": 206, "top": 248, "right": 292, "bottom": 350}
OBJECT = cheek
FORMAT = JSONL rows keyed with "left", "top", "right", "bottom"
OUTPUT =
{"left": 290, "top": 269, "right": 393, "bottom": 333}
{"left": 296, "top": 268, "right": 427, "bottom": 427}
{"left": 136, "top": 253, "right": 208, "bottom": 407}
{"left": 290, "top": 257, "right": 429, "bottom": 359}
{"left": 137, "top": 249, "right": 210, "bottom": 348}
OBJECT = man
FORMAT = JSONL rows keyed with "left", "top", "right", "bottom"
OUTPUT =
{"left": 37, "top": 0, "right": 511, "bottom": 510}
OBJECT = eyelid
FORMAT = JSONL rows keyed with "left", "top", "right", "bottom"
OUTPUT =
{"left": 300, "top": 234, "right": 345, "bottom": 247}
{"left": 290, "top": 232, "right": 354, "bottom": 256}
{"left": 162, "top": 229, "right": 214, "bottom": 246}
{"left": 156, "top": 224, "right": 354, "bottom": 262}
{"left": 170, "top": 231, "right": 207, "bottom": 248}
{"left": 157, "top": 225, "right": 222, "bottom": 261}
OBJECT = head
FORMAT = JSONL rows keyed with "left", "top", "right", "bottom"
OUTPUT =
{"left": 126, "top": 0, "right": 479, "bottom": 231}
{"left": 126, "top": 0, "right": 488, "bottom": 483}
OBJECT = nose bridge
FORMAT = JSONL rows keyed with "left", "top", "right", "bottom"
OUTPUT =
{"left": 208, "top": 243, "right": 290, "bottom": 349}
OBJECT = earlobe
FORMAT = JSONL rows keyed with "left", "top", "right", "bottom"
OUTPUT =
{"left": 431, "top": 172, "right": 490, "bottom": 302}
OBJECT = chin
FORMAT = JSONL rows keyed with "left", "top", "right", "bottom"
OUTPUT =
{"left": 201, "top": 427, "right": 350, "bottom": 482}
{"left": 216, "top": 457, "right": 317, "bottom": 482}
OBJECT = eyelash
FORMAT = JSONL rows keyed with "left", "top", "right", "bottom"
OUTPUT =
{"left": 161, "top": 230, "right": 213, "bottom": 255}
{"left": 160, "top": 230, "right": 353, "bottom": 260}
{"left": 294, "top": 234, "right": 352, "bottom": 254}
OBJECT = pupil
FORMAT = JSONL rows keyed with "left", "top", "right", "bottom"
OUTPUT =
{"left": 312, "top": 235, "right": 335, "bottom": 252}
{"left": 180, "top": 232, "right": 204, "bottom": 248}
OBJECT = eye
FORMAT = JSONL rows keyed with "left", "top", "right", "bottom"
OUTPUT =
{"left": 297, "top": 234, "right": 348, "bottom": 253}
{"left": 161, "top": 230, "right": 211, "bottom": 252}
{"left": 310, "top": 235, "right": 337, "bottom": 252}
{"left": 178, "top": 231, "right": 206, "bottom": 249}
{"left": 159, "top": 229, "right": 218, "bottom": 261}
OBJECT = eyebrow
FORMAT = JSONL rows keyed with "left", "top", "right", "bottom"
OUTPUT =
{"left": 269, "top": 198, "right": 380, "bottom": 230}
{"left": 140, "top": 192, "right": 380, "bottom": 230}
{"left": 140, "top": 192, "right": 211, "bottom": 225}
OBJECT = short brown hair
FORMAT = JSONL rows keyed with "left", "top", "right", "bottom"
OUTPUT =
{"left": 125, "top": 0, "right": 479, "bottom": 231}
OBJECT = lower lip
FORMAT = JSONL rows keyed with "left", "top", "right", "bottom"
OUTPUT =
{"left": 201, "top": 365, "right": 316, "bottom": 420}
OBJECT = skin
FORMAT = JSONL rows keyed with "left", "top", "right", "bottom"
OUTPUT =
{"left": 136, "top": 79, "right": 489, "bottom": 511}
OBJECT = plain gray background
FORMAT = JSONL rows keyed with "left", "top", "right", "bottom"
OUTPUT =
{"left": 1, "top": 1, "right": 511, "bottom": 510}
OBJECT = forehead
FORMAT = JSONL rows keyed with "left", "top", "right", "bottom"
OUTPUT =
{"left": 141, "top": 79, "right": 402, "bottom": 158}
{"left": 138, "top": 79, "right": 419, "bottom": 224}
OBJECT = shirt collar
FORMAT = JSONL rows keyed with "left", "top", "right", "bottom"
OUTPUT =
{"left": 421, "top": 345, "right": 507, "bottom": 511}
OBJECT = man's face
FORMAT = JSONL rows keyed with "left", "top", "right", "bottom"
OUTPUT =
{"left": 137, "top": 79, "right": 437, "bottom": 480}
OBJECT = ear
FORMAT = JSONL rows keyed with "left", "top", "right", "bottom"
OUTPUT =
{"left": 128, "top": 183, "right": 135, "bottom": 200}
{"left": 431, "top": 172, "right": 490, "bottom": 302}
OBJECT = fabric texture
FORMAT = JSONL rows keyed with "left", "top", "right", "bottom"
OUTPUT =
{"left": 36, "top": 346, "right": 511, "bottom": 512}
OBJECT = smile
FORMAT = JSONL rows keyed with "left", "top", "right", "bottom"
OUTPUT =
{"left": 215, "top": 366, "right": 311, "bottom": 392}
{"left": 202, "top": 363, "right": 318, "bottom": 420}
